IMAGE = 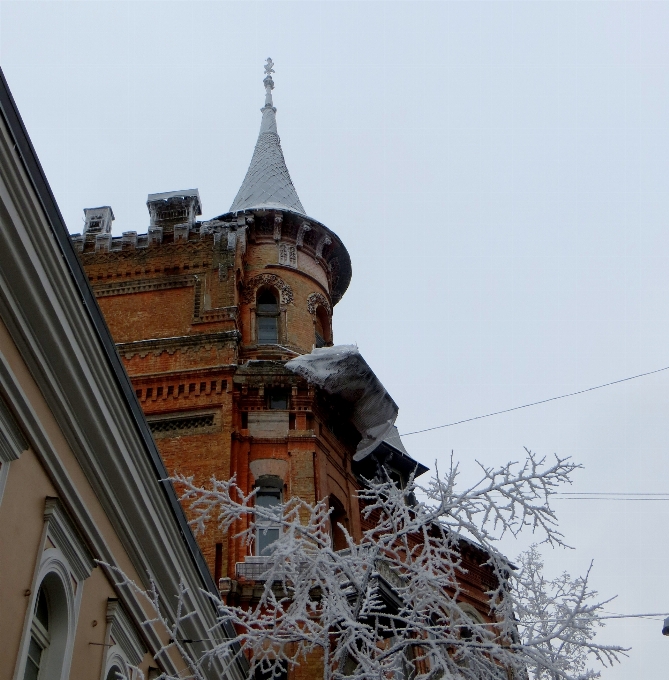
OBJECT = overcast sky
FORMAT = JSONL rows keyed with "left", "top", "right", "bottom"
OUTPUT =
{"left": 3, "top": 1, "right": 669, "bottom": 676}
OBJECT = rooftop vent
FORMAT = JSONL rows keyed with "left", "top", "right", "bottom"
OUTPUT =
{"left": 82, "top": 206, "right": 114, "bottom": 236}
{"left": 146, "top": 189, "right": 202, "bottom": 229}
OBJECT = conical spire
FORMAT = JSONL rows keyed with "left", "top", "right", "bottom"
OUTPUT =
{"left": 229, "top": 59, "right": 306, "bottom": 215}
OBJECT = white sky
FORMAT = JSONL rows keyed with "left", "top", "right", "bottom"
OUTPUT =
{"left": 2, "top": 1, "right": 669, "bottom": 676}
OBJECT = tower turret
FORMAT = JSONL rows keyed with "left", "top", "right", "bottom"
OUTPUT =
{"left": 221, "top": 59, "right": 351, "bottom": 357}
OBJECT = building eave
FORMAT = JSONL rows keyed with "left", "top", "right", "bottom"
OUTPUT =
{"left": 0, "top": 67, "right": 247, "bottom": 679}
{"left": 218, "top": 207, "right": 353, "bottom": 305}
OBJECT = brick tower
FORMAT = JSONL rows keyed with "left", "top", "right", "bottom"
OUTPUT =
{"left": 70, "top": 61, "right": 502, "bottom": 680}
{"left": 71, "top": 60, "right": 430, "bottom": 591}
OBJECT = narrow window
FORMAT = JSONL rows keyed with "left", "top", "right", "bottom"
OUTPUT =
{"left": 329, "top": 496, "right": 349, "bottom": 551}
{"left": 255, "top": 487, "right": 282, "bottom": 555}
{"left": 256, "top": 289, "right": 279, "bottom": 345}
{"left": 315, "top": 306, "right": 330, "bottom": 348}
{"left": 24, "top": 587, "right": 50, "bottom": 680}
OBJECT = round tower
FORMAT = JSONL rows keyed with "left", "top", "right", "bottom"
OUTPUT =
{"left": 218, "top": 58, "right": 351, "bottom": 359}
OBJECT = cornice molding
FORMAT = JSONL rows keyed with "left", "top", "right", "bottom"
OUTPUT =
{"left": 44, "top": 497, "right": 95, "bottom": 581}
{"left": 91, "top": 274, "right": 196, "bottom": 298}
{"left": 0, "top": 391, "right": 27, "bottom": 463}
{"left": 116, "top": 330, "right": 240, "bottom": 359}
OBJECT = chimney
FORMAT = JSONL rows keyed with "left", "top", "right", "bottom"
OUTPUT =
{"left": 146, "top": 190, "right": 202, "bottom": 233}
{"left": 82, "top": 206, "right": 114, "bottom": 237}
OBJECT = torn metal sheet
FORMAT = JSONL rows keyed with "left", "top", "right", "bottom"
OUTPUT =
{"left": 285, "top": 345, "right": 398, "bottom": 461}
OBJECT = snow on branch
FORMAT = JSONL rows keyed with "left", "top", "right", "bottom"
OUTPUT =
{"left": 114, "top": 450, "right": 624, "bottom": 680}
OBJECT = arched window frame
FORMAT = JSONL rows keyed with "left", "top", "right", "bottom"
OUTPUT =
{"left": 328, "top": 495, "right": 349, "bottom": 552}
{"left": 306, "top": 293, "right": 332, "bottom": 348}
{"left": 314, "top": 305, "right": 331, "bottom": 348}
{"left": 101, "top": 600, "right": 147, "bottom": 680}
{"left": 16, "top": 498, "right": 93, "bottom": 680}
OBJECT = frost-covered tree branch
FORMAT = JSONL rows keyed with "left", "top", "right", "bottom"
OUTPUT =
{"left": 513, "top": 546, "right": 625, "bottom": 680}
{"left": 114, "top": 450, "right": 626, "bottom": 680}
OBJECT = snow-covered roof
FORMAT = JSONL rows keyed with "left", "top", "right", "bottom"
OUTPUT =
{"left": 148, "top": 188, "right": 200, "bottom": 202}
{"left": 229, "top": 64, "right": 305, "bottom": 215}
{"left": 285, "top": 345, "right": 399, "bottom": 461}
{"left": 147, "top": 189, "right": 202, "bottom": 215}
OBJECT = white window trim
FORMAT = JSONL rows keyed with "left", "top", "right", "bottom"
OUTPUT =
{"left": 254, "top": 486, "right": 282, "bottom": 557}
{"left": 0, "top": 393, "right": 28, "bottom": 506}
{"left": 14, "top": 497, "right": 94, "bottom": 680}
{"left": 101, "top": 599, "right": 147, "bottom": 680}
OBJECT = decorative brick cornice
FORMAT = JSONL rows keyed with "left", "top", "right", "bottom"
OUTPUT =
{"left": 116, "top": 330, "right": 240, "bottom": 359}
{"left": 194, "top": 307, "right": 239, "bottom": 324}
{"left": 92, "top": 274, "right": 196, "bottom": 298}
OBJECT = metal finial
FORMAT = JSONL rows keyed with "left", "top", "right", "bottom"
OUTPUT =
{"left": 263, "top": 58, "right": 275, "bottom": 109}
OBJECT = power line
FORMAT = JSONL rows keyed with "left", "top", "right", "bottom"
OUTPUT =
{"left": 479, "top": 612, "right": 669, "bottom": 628}
{"left": 554, "top": 492, "right": 669, "bottom": 500}
{"left": 559, "top": 492, "right": 669, "bottom": 495}
{"left": 401, "top": 364, "right": 669, "bottom": 437}
{"left": 553, "top": 497, "right": 669, "bottom": 501}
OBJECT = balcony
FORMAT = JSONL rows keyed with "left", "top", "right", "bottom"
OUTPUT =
{"left": 235, "top": 557, "right": 272, "bottom": 581}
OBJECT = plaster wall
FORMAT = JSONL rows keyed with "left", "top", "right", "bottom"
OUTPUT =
{"left": 0, "top": 319, "right": 184, "bottom": 679}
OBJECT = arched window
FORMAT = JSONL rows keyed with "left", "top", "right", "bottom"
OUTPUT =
{"left": 256, "top": 288, "right": 279, "bottom": 345}
{"left": 23, "top": 572, "right": 70, "bottom": 680}
{"left": 106, "top": 665, "right": 124, "bottom": 680}
{"left": 329, "top": 496, "right": 349, "bottom": 551}
{"left": 23, "top": 586, "right": 49, "bottom": 680}
{"left": 314, "top": 306, "right": 331, "bottom": 348}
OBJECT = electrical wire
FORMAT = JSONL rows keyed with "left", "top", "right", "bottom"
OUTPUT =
{"left": 461, "top": 612, "right": 669, "bottom": 629}
{"left": 554, "top": 492, "right": 669, "bottom": 501}
{"left": 400, "top": 364, "right": 669, "bottom": 437}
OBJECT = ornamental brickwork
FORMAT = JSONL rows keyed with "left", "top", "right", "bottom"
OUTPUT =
{"left": 70, "top": 62, "right": 499, "bottom": 680}
{"left": 73, "top": 205, "right": 358, "bottom": 596}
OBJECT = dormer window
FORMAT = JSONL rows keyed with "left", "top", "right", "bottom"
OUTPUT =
{"left": 256, "top": 288, "right": 279, "bottom": 345}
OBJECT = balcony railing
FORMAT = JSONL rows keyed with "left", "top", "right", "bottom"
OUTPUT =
{"left": 235, "top": 557, "right": 273, "bottom": 581}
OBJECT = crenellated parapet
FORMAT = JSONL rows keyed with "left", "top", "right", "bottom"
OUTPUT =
{"left": 70, "top": 192, "right": 349, "bottom": 357}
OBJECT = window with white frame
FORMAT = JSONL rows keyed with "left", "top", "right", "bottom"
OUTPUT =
{"left": 102, "top": 599, "right": 146, "bottom": 680}
{"left": 17, "top": 498, "right": 93, "bottom": 680}
{"left": 254, "top": 478, "right": 282, "bottom": 556}
{"left": 23, "top": 585, "right": 50, "bottom": 680}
